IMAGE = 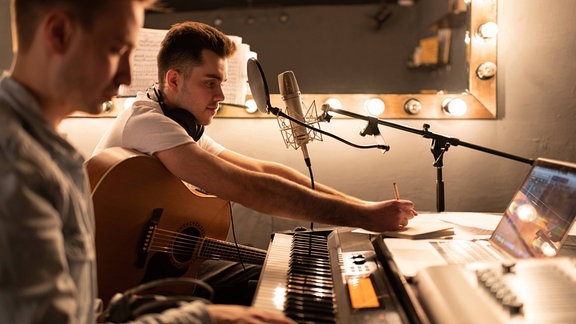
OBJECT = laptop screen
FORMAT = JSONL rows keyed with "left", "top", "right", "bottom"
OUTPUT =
{"left": 491, "top": 158, "right": 576, "bottom": 258}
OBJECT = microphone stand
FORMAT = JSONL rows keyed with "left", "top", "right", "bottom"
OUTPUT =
{"left": 265, "top": 105, "right": 391, "bottom": 151}
{"left": 322, "top": 105, "right": 535, "bottom": 212}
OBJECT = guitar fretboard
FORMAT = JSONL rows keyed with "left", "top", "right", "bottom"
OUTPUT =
{"left": 200, "top": 237, "right": 267, "bottom": 265}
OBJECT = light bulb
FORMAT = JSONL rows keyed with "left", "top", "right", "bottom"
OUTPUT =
{"left": 442, "top": 98, "right": 467, "bottom": 117}
{"left": 478, "top": 22, "right": 498, "bottom": 39}
{"left": 245, "top": 99, "right": 258, "bottom": 113}
{"left": 364, "top": 98, "right": 385, "bottom": 116}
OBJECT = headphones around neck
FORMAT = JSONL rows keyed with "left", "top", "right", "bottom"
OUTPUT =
{"left": 147, "top": 85, "right": 204, "bottom": 141}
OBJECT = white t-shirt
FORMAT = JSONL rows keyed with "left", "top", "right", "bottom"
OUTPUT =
{"left": 93, "top": 91, "right": 225, "bottom": 157}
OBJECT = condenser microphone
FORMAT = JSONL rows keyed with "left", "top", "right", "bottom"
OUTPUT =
{"left": 278, "top": 71, "right": 310, "bottom": 163}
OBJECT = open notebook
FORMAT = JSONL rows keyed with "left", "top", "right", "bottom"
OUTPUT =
{"left": 383, "top": 157, "right": 576, "bottom": 278}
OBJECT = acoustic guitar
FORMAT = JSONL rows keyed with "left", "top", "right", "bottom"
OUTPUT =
{"left": 86, "top": 147, "right": 266, "bottom": 305}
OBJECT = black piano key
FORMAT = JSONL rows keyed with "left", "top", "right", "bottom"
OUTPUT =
{"left": 282, "top": 232, "right": 338, "bottom": 324}
{"left": 289, "top": 255, "right": 330, "bottom": 264}
{"left": 290, "top": 258, "right": 331, "bottom": 268}
{"left": 287, "top": 283, "right": 335, "bottom": 296}
{"left": 286, "top": 290, "right": 334, "bottom": 302}
{"left": 285, "top": 310, "right": 336, "bottom": 324}
{"left": 284, "top": 291, "right": 334, "bottom": 308}
{"left": 290, "top": 249, "right": 330, "bottom": 259}
{"left": 288, "top": 276, "right": 334, "bottom": 288}
{"left": 291, "top": 238, "right": 328, "bottom": 247}
{"left": 290, "top": 255, "right": 331, "bottom": 265}
{"left": 285, "top": 300, "right": 334, "bottom": 315}
{"left": 285, "top": 298, "right": 334, "bottom": 311}
{"left": 287, "top": 282, "right": 334, "bottom": 292}
{"left": 293, "top": 233, "right": 328, "bottom": 241}
{"left": 289, "top": 267, "right": 332, "bottom": 278}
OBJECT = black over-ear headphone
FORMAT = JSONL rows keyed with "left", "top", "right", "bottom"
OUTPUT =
{"left": 147, "top": 86, "right": 204, "bottom": 141}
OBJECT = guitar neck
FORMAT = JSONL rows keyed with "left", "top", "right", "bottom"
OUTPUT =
{"left": 200, "top": 237, "right": 266, "bottom": 265}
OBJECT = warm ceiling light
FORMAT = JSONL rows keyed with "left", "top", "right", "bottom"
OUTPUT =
{"left": 364, "top": 98, "right": 385, "bottom": 116}
{"left": 442, "top": 98, "right": 467, "bottom": 117}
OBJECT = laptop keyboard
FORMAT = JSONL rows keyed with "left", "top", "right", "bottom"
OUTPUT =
{"left": 431, "top": 240, "right": 505, "bottom": 264}
{"left": 558, "top": 235, "right": 576, "bottom": 257}
{"left": 564, "top": 235, "right": 576, "bottom": 246}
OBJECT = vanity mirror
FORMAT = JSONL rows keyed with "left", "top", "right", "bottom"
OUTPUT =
{"left": 127, "top": 0, "right": 497, "bottom": 120}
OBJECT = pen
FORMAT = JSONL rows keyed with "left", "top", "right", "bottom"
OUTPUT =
{"left": 393, "top": 182, "right": 400, "bottom": 200}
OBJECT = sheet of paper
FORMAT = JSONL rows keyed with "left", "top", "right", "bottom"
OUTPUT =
{"left": 119, "top": 28, "right": 252, "bottom": 106}
{"left": 119, "top": 28, "right": 167, "bottom": 97}
{"left": 353, "top": 212, "right": 500, "bottom": 240}
{"left": 380, "top": 217, "right": 454, "bottom": 239}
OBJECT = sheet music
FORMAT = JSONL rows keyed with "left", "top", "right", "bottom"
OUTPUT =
{"left": 119, "top": 28, "right": 252, "bottom": 106}
{"left": 119, "top": 28, "right": 166, "bottom": 97}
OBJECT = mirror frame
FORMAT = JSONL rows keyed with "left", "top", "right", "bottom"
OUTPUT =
{"left": 71, "top": 0, "right": 496, "bottom": 120}
{"left": 217, "top": 0, "right": 497, "bottom": 120}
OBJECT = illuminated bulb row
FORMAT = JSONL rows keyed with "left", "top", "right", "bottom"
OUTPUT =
{"left": 475, "top": 21, "right": 498, "bottom": 80}
{"left": 243, "top": 97, "right": 387, "bottom": 116}
{"left": 243, "top": 97, "right": 469, "bottom": 117}
{"left": 317, "top": 97, "right": 385, "bottom": 116}
{"left": 360, "top": 97, "right": 468, "bottom": 117}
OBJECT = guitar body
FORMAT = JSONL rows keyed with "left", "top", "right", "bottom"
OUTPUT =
{"left": 86, "top": 147, "right": 234, "bottom": 305}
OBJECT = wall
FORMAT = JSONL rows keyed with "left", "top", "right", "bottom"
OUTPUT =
{"left": 143, "top": 1, "right": 468, "bottom": 94}
{"left": 0, "top": 0, "right": 10, "bottom": 70}
{"left": 2, "top": 1, "right": 575, "bottom": 249}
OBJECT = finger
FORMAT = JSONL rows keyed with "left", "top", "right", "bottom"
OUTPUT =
{"left": 398, "top": 218, "right": 409, "bottom": 228}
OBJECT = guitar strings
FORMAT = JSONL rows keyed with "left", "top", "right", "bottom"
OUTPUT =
{"left": 148, "top": 231, "right": 265, "bottom": 259}
{"left": 146, "top": 228, "right": 266, "bottom": 263}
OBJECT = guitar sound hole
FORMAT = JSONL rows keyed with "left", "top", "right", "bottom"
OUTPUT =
{"left": 172, "top": 226, "right": 201, "bottom": 264}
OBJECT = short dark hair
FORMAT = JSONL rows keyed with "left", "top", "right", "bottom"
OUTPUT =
{"left": 11, "top": 0, "right": 156, "bottom": 53}
{"left": 157, "top": 21, "right": 237, "bottom": 89}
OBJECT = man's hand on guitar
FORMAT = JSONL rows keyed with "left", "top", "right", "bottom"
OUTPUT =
{"left": 206, "top": 304, "right": 296, "bottom": 324}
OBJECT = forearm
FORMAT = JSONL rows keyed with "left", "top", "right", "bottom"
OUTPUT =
{"left": 158, "top": 145, "right": 415, "bottom": 232}
{"left": 260, "top": 161, "right": 365, "bottom": 204}
{"left": 234, "top": 170, "right": 366, "bottom": 228}
{"left": 217, "top": 149, "right": 364, "bottom": 203}
{"left": 231, "top": 169, "right": 416, "bottom": 232}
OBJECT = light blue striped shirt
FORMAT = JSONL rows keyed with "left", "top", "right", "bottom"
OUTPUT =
{"left": 0, "top": 73, "right": 211, "bottom": 324}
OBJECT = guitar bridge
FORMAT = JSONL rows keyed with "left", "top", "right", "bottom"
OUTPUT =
{"left": 136, "top": 208, "right": 163, "bottom": 268}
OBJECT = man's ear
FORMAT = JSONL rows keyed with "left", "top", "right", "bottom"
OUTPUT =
{"left": 165, "top": 69, "right": 182, "bottom": 93}
{"left": 43, "top": 11, "right": 75, "bottom": 54}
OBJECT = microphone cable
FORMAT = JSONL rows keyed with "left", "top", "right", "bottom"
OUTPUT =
{"left": 274, "top": 107, "right": 390, "bottom": 152}
{"left": 228, "top": 202, "right": 247, "bottom": 272}
{"left": 306, "top": 157, "right": 316, "bottom": 232}
{"left": 279, "top": 111, "right": 391, "bottom": 232}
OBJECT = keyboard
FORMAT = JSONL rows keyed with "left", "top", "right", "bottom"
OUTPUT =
{"left": 431, "top": 240, "right": 508, "bottom": 264}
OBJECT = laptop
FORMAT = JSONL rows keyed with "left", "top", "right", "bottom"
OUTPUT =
{"left": 383, "top": 157, "right": 576, "bottom": 278}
